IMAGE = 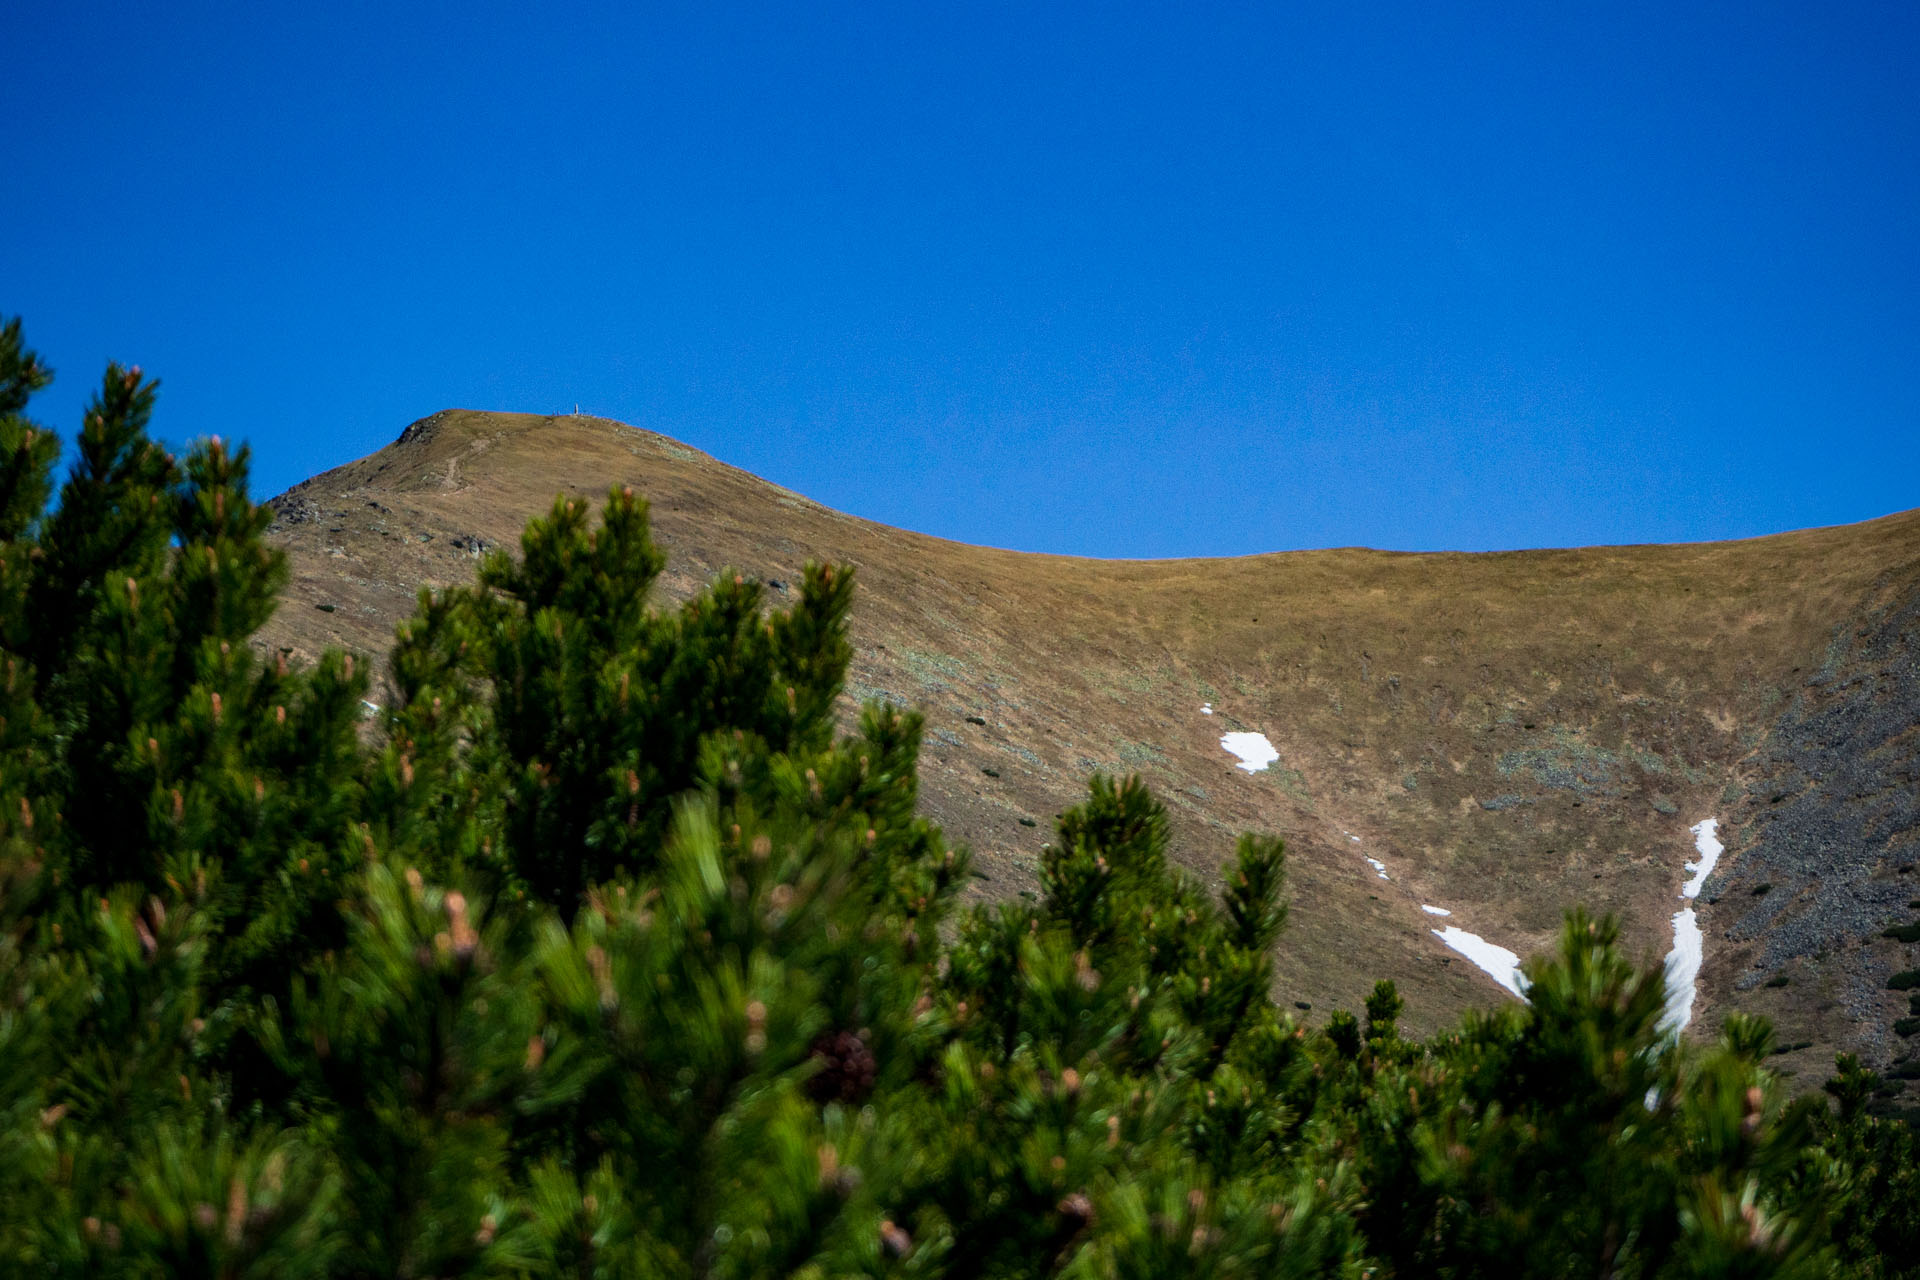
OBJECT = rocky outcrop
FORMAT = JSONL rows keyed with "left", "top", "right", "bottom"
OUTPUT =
{"left": 1715, "top": 575, "right": 1920, "bottom": 1091}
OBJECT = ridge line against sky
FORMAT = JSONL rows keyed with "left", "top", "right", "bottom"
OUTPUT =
{"left": 5, "top": 2, "right": 1916, "bottom": 559}
{"left": 355, "top": 407, "right": 1920, "bottom": 562}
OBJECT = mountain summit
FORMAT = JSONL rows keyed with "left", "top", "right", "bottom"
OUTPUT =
{"left": 261, "top": 409, "right": 1920, "bottom": 1083}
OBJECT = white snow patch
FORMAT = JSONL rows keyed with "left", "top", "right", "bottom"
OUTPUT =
{"left": 1432, "top": 926, "right": 1528, "bottom": 999}
{"left": 1219, "top": 731, "right": 1278, "bottom": 773}
{"left": 1680, "top": 818, "right": 1722, "bottom": 899}
{"left": 1661, "top": 819, "right": 1723, "bottom": 1033}
{"left": 1200, "top": 703, "right": 1213, "bottom": 716}
{"left": 1350, "top": 835, "right": 1361, "bottom": 843}
{"left": 1421, "top": 904, "right": 1452, "bottom": 917}
{"left": 1364, "top": 857, "right": 1389, "bottom": 880}
{"left": 1662, "top": 907, "right": 1705, "bottom": 1035}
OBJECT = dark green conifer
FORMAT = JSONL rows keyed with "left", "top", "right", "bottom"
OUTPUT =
{"left": 0, "top": 314, "right": 1891, "bottom": 1278}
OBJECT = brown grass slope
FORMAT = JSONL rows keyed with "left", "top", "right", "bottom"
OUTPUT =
{"left": 259, "top": 410, "right": 1920, "bottom": 1081}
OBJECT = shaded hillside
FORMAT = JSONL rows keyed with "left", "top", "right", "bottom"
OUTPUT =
{"left": 260, "top": 410, "right": 1920, "bottom": 1081}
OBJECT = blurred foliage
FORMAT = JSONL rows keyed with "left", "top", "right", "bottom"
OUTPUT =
{"left": 1, "top": 314, "right": 1916, "bottom": 1276}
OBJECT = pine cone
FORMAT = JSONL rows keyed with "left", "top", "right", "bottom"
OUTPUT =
{"left": 806, "top": 1029, "right": 877, "bottom": 1104}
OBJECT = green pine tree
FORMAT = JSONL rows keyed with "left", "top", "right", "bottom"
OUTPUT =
{"left": 0, "top": 313, "right": 1890, "bottom": 1278}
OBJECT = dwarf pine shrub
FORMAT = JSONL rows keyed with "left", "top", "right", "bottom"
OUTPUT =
{"left": 1, "top": 315, "right": 1915, "bottom": 1277}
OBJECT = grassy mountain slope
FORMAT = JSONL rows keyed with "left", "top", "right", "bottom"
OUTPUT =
{"left": 259, "top": 410, "right": 1920, "bottom": 1082}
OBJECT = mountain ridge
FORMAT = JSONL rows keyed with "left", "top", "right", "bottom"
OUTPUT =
{"left": 368, "top": 405, "right": 1920, "bottom": 559}
{"left": 259, "top": 409, "right": 1920, "bottom": 1088}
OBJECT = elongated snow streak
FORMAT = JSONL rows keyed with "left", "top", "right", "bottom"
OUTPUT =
{"left": 1662, "top": 907, "right": 1705, "bottom": 1034}
{"left": 1219, "top": 731, "right": 1278, "bottom": 772}
{"left": 1365, "top": 857, "right": 1389, "bottom": 880}
{"left": 1680, "top": 818, "right": 1722, "bottom": 899}
{"left": 1421, "top": 904, "right": 1451, "bottom": 916}
{"left": 1661, "top": 819, "right": 1722, "bottom": 1034}
{"left": 1432, "top": 926, "right": 1528, "bottom": 999}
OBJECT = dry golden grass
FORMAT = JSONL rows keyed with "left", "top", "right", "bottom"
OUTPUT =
{"left": 260, "top": 410, "right": 1920, "bottom": 1051}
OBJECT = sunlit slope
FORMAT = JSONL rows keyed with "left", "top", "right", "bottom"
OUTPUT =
{"left": 260, "top": 410, "right": 1920, "bottom": 1078}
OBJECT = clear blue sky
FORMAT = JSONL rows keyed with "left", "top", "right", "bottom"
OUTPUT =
{"left": 5, "top": 2, "right": 1915, "bottom": 557}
